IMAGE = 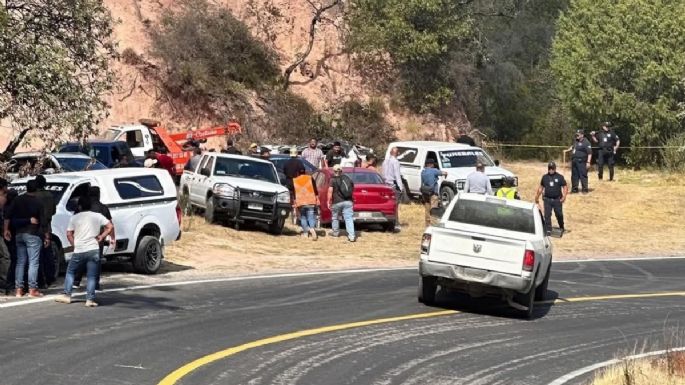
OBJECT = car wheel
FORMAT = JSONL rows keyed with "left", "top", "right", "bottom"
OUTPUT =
{"left": 205, "top": 197, "right": 217, "bottom": 224}
{"left": 133, "top": 235, "right": 162, "bottom": 274}
{"left": 382, "top": 220, "right": 396, "bottom": 232}
{"left": 52, "top": 241, "right": 65, "bottom": 276}
{"left": 418, "top": 276, "right": 437, "bottom": 305}
{"left": 440, "top": 186, "right": 455, "bottom": 207}
{"left": 181, "top": 188, "right": 193, "bottom": 215}
{"left": 269, "top": 217, "right": 285, "bottom": 235}
{"left": 535, "top": 263, "right": 551, "bottom": 301}
{"left": 515, "top": 282, "right": 536, "bottom": 319}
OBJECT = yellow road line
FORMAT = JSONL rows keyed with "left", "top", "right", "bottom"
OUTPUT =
{"left": 157, "top": 291, "right": 685, "bottom": 385}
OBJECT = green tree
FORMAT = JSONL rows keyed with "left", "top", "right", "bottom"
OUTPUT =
{"left": 345, "top": 0, "right": 476, "bottom": 113}
{"left": 551, "top": 0, "right": 685, "bottom": 164}
{"left": 0, "top": 0, "right": 117, "bottom": 154}
{"left": 150, "top": 0, "right": 280, "bottom": 121}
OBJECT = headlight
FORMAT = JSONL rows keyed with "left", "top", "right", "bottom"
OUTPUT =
{"left": 213, "top": 183, "right": 236, "bottom": 198}
{"left": 277, "top": 191, "right": 291, "bottom": 204}
{"left": 456, "top": 180, "right": 466, "bottom": 190}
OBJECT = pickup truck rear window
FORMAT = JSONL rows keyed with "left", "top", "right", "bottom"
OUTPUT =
{"left": 449, "top": 198, "right": 535, "bottom": 234}
{"left": 114, "top": 176, "right": 164, "bottom": 199}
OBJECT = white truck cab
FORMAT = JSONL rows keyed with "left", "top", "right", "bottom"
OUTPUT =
{"left": 10, "top": 168, "right": 181, "bottom": 276}
{"left": 385, "top": 141, "right": 517, "bottom": 205}
{"left": 179, "top": 153, "right": 291, "bottom": 234}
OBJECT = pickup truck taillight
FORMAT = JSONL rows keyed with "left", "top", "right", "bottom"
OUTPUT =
{"left": 421, "top": 234, "right": 432, "bottom": 254}
{"left": 523, "top": 249, "right": 535, "bottom": 272}
{"left": 176, "top": 204, "right": 182, "bottom": 227}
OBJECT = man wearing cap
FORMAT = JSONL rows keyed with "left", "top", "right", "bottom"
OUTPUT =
{"left": 464, "top": 162, "right": 493, "bottom": 195}
{"left": 328, "top": 164, "right": 356, "bottom": 242}
{"left": 591, "top": 122, "right": 620, "bottom": 181}
{"left": 420, "top": 159, "right": 447, "bottom": 226}
{"left": 284, "top": 147, "right": 305, "bottom": 195}
{"left": 259, "top": 147, "right": 271, "bottom": 160}
{"left": 248, "top": 143, "right": 259, "bottom": 157}
{"left": 535, "top": 162, "right": 568, "bottom": 235}
{"left": 565, "top": 129, "right": 592, "bottom": 194}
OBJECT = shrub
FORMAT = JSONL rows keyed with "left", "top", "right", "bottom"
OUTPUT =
{"left": 662, "top": 132, "right": 685, "bottom": 172}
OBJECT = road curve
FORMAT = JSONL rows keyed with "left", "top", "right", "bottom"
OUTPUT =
{"left": 2, "top": 258, "right": 685, "bottom": 385}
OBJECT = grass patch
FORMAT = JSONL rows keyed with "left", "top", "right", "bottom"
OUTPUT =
{"left": 593, "top": 351, "right": 685, "bottom": 385}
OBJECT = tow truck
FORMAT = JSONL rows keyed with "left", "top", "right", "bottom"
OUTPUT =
{"left": 103, "top": 119, "right": 242, "bottom": 176}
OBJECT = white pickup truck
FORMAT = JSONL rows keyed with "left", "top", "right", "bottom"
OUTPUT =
{"left": 10, "top": 168, "right": 181, "bottom": 276}
{"left": 418, "top": 193, "right": 553, "bottom": 318}
{"left": 179, "top": 153, "right": 291, "bottom": 234}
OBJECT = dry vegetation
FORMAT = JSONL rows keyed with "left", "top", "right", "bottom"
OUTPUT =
{"left": 165, "top": 161, "right": 685, "bottom": 275}
{"left": 593, "top": 351, "right": 685, "bottom": 385}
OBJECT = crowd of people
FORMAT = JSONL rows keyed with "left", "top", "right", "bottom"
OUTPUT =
{"left": 0, "top": 176, "right": 114, "bottom": 306}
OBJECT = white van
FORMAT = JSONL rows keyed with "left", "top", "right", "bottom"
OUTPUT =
{"left": 10, "top": 168, "right": 181, "bottom": 276}
{"left": 385, "top": 141, "right": 517, "bottom": 205}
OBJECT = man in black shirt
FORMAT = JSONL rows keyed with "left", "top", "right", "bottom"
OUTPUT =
{"left": 591, "top": 122, "right": 620, "bottom": 181}
{"left": 4, "top": 180, "right": 48, "bottom": 297}
{"left": 0, "top": 178, "right": 10, "bottom": 295}
{"left": 34, "top": 175, "right": 57, "bottom": 288}
{"left": 565, "top": 129, "right": 592, "bottom": 194}
{"left": 73, "top": 186, "right": 114, "bottom": 290}
{"left": 325, "top": 142, "right": 344, "bottom": 168}
{"left": 455, "top": 129, "right": 477, "bottom": 147}
{"left": 328, "top": 165, "right": 356, "bottom": 242}
{"left": 222, "top": 139, "right": 242, "bottom": 155}
{"left": 284, "top": 147, "right": 305, "bottom": 191}
{"left": 535, "top": 162, "right": 568, "bottom": 236}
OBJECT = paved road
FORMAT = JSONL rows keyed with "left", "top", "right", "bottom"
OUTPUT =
{"left": 2, "top": 258, "right": 685, "bottom": 385}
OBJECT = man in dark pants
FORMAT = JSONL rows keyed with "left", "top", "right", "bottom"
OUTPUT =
{"left": 0, "top": 178, "right": 10, "bottom": 295}
{"left": 565, "top": 129, "right": 592, "bottom": 194}
{"left": 73, "top": 186, "right": 114, "bottom": 290}
{"left": 591, "top": 121, "right": 620, "bottom": 181}
{"left": 34, "top": 175, "right": 56, "bottom": 288}
{"left": 535, "top": 162, "right": 568, "bottom": 236}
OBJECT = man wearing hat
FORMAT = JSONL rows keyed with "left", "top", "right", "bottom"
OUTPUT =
{"left": 535, "top": 162, "right": 568, "bottom": 235}
{"left": 591, "top": 121, "right": 620, "bottom": 181}
{"left": 565, "top": 129, "right": 592, "bottom": 194}
{"left": 248, "top": 143, "right": 259, "bottom": 157}
{"left": 284, "top": 147, "right": 305, "bottom": 195}
{"left": 420, "top": 159, "right": 447, "bottom": 226}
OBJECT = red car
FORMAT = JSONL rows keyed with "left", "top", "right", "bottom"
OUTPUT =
{"left": 313, "top": 167, "right": 397, "bottom": 232}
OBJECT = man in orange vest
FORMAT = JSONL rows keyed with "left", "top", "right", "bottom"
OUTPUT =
{"left": 292, "top": 169, "right": 320, "bottom": 240}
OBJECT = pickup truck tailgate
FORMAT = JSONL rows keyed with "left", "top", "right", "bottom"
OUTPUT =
{"left": 428, "top": 227, "right": 526, "bottom": 276}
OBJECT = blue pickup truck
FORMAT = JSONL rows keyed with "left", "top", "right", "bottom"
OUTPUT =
{"left": 59, "top": 140, "right": 142, "bottom": 168}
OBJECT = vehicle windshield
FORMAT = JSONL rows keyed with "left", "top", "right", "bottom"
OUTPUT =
{"left": 439, "top": 150, "right": 494, "bottom": 168}
{"left": 61, "top": 144, "right": 109, "bottom": 165}
{"left": 348, "top": 172, "right": 384, "bottom": 184}
{"left": 214, "top": 157, "right": 279, "bottom": 184}
{"left": 104, "top": 129, "right": 122, "bottom": 141}
{"left": 10, "top": 182, "right": 70, "bottom": 203}
{"left": 57, "top": 157, "right": 107, "bottom": 171}
{"left": 448, "top": 198, "right": 535, "bottom": 234}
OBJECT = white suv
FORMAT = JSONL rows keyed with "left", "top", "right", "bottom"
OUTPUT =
{"left": 180, "top": 153, "right": 291, "bottom": 234}
{"left": 385, "top": 141, "right": 517, "bottom": 205}
{"left": 10, "top": 168, "right": 181, "bottom": 276}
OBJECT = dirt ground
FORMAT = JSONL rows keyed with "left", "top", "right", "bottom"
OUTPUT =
{"left": 162, "top": 161, "right": 685, "bottom": 277}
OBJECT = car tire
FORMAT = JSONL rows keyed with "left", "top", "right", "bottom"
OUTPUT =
{"left": 382, "top": 220, "right": 396, "bottom": 232}
{"left": 269, "top": 217, "right": 285, "bottom": 235}
{"left": 535, "top": 263, "right": 551, "bottom": 301}
{"left": 418, "top": 276, "right": 437, "bottom": 305}
{"left": 440, "top": 185, "right": 455, "bottom": 207}
{"left": 515, "top": 282, "right": 536, "bottom": 319}
{"left": 205, "top": 197, "right": 217, "bottom": 224}
{"left": 52, "top": 241, "right": 66, "bottom": 276}
{"left": 181, "top": 188, "right": 193, "bottom": 215}
{"left": 133, "top": 235, "right": 162, "bottom": 274}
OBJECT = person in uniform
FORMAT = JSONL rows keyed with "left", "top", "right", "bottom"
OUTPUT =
{"left": 565, "top": 129, "right": 592, "bottom": 194}
{"left": 495, "top": 177, "right": 519, "bottom": 200}
{"left": 591, "top": 121, "right": 620, "bottom": 181}
{"left": 535, "top": 162, "right": 568, "bottom": 236}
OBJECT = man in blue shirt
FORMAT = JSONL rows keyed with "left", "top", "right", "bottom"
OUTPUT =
{"left": 420, "top": 159, "right": 447, "bottom": 226}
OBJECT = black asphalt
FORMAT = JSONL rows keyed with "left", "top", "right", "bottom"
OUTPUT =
{"left": 1, "top": 258, "right": 685, "bottom": 385}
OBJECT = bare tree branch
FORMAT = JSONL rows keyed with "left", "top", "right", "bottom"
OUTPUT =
{"left": 282, "top": 0, "right": 341, "bottom": 90}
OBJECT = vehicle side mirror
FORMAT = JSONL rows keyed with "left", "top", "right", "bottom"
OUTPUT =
{"left": 430, "top": 207, "right": 445, "bottom": 218}
{"left": 66, "top": 198, "right": 78, "bottom": 213}
{"left": 200, "top": 167, "right": 211, "bottom": 177}
{"left": 494, "top": 159, "right": 500, "bottom": 167}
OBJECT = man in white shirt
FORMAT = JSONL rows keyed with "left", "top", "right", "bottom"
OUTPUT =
{"left": 55, "top": 196, "right": 113, "bottom": 307}
{"left": 465, "top": 162, "right": 493, "bottom": 195}
{"left": 383, "top": 147, "right": 404, "bottom": 231}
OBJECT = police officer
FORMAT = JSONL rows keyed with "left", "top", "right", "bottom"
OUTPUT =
{"left": 495, "top": 177, "right": 519, "bottom": 200}
{"left": 591, "top": 121, "right": 620, "bottom": 181}
{"left": 565, "top": 129, "right": 592, "bottom": 194}
{"left": 535, "top": 162, "right": 568, "bottom": 236}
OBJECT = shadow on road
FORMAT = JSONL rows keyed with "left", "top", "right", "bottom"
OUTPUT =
{"left": 423, "top": 289, "right": 560, "bottom": 321}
